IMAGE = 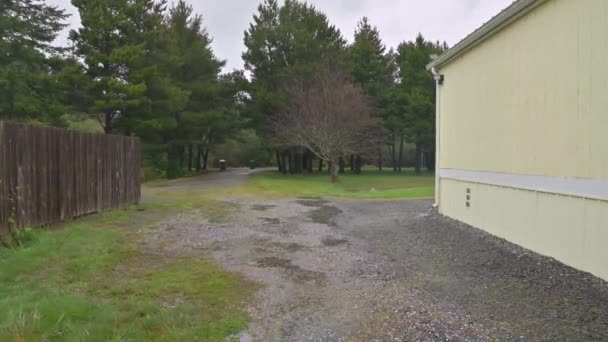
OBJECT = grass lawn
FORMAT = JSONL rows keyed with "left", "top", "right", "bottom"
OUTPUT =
{"left": 248, "top": 169, "right": 435, "bottom": 199}
{"left": 0, "top": 202, "right": 255, "bottom": 341}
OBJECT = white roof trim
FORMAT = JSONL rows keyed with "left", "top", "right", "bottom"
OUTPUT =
{"left": 427, "top": 0, "right": 547, "bottom": 70}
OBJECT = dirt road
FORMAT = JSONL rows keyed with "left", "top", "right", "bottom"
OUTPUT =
{"left": 143, "top": 170, "right": 608, "bottom": 341}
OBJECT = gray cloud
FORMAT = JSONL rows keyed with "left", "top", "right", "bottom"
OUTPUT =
{"left": 47, "top": 0, "right": 514, "bottom": 72}
{"left": 340, "top": 0, "right": 365, "bottom": 13}
{"left": 464, "top": 0, "right": 483, "bottom": 10}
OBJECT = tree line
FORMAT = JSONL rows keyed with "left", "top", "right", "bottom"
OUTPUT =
{"left": 1, "top": 0, "right": 446, "bottom": 180}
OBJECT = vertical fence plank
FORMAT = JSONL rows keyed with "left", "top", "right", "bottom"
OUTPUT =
{"left": 0, "top": 121, "right": 141, "bottom": 235}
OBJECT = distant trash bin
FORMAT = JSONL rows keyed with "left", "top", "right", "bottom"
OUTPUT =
{"left": 219, "top": 159, "right": 227, "bottom": 171}
{"left": 249, "top": 160, "right": 256, "bottom": 169}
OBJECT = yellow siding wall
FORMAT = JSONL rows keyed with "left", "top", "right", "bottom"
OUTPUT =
{"left": 440, "top": 179, "right": 608, "bottom": 280}
{"left": 437, "top": 0, "right": 608, "bottom": 280}
{"left": 439, "top": 0, "right": 608, "bottom": 179}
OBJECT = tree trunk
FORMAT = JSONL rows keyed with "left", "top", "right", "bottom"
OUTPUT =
{"left": 179, "top": 145, "right": 185, "bottom": 168}
{"left": 202, "top": 149, "right": 209, "bottom": 170}
{"left": 318, "top": 159, "right": 324, "bottom": 172}
{"left": 281, "top": 152, "right": 288, "bottom": 175}
{"left": 296, "top": 149, "right": 304, "bottom": 173}
{"left": 339, "top": 157, "right": 345, "bottom": 174}
{"left": 415, "top": 143, "right": 422, "bottom": 173}
{"left": 426, "top": 151, "right": 436, "bottom": 171}
{"left": 398, "top": 133, "right": 404, "bottom": 172}
{"left": 391, "top": 135, "right": 397, "bottom": 172}
{"left": 166, "top": 144, "right": 181, "bottom": 179}
{"left": 355, "top": 155, "right": 362, "bottom": 174}
{"left": 6, "top": 78, "right": 15, "bottom": 120}
{"left": 196, "top": 145, "right": 202, "bottom": 171}
{"left": 104, "top": 113, "right": 113, "bottom": 134}
{"left": 300, "top": 150, "right": 305, "bottom": 173}
{"left": 350, "top": 155, "right": 355, "bottom": 172}
{"left": 307, "top": 153, "right": 313, "bottom": 173}
{"left": 187, "top": 144, "right": 193, "bottom": 171}
{"left": 378, "top": 147, "right": 383, "bottom": 171}
{"left": 288, "top": 149, "right": 294, "bottom": 174}
{"left": 329, "top": 161, "right": 338, "bottom": 183}
{"left": 276, "top": 150, "right": 283, "bottom": 172}
{"left": 292, "top": 148, "right": 298, "bottom": 173}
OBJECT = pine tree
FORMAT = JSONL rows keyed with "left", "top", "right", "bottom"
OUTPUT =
{"left": 243, "top": 0, "right": 347, "bottom": 172}
{"left": 243, "top": 0, "right": 346, "bottom": 126}
{"left": 0, "top": 0, "right": 70, "bottom": 124}
{"left": 162, "top": 0, "right": 226, "bottom": 177}
{"left": 396, "top": 34, "right": 446, "bottom": 172}
{"left": 241, "top": 0, "right": 282, "bottom": 132}
{"left": 69, "top": 0, "right": 165, "bottom": 134}
{"left": 350, "top": 17, "right": 392, "bottom": 98}
{"left": 349, "top": 17, "right": 394, "bottom": 171}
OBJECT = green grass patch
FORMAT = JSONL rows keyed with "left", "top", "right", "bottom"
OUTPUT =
{"left": 0, "top": 205, "right": 255, "bottom": 341}
{"left": 248, "top": 169, "right": 435, "bottom": 199}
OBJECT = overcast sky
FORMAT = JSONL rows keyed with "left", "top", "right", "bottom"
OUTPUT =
{"left": 47, "top": 0, "right": 514, "bottom": 72}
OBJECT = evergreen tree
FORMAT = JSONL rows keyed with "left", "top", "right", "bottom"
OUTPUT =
{"left": 396, "top": 34, "right": 446, "bottom": 172}
{"left": 243, "top": 0, "right": 346, "bottom": 129}
{"left": 194, "top": 70, "right": 247, "bottom": 172}
{"left": 169, "top": 0, "right": 226, "bottom": 177}
{"left": 0, "top": 0, "right": 70, "bottom": 125}
{"left": 147, "top": 0, "right": 241, "bottom": 178}
{"left": 69, "top": 0, "right": 165, "bottom": 134}
{"left": 350, "top": 17, "right": 392, "bottom": 98}
{"left": 243, "top": 0, "right": 347, "bottom": 172}
{"left": 349, "top": 17, "right": 394, "bottom": 171}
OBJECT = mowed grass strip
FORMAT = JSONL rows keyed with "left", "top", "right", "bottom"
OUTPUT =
{"left": 0, "top": 205, "right": 255, "bottom": 341}
{"left": 248, "top": 169, "right": 435, "bottom": 199}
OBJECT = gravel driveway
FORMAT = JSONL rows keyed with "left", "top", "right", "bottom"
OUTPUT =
{"left": 143, "top": 170, "right": 608, "bottom": 341}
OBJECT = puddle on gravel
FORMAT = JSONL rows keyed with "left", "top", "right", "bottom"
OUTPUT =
{"left": 261, "top": 217, "right": 281, "bottom": 225}
{"left": 295, "top": 198, "right": 331, "bottom": 207}
{"left": 258, "top": 256, "right": 291, "bottom": 268}
{"left": 309, "top": 206, "right": 342, "bottom": 226}
{"left": 257, "top": 257, "right": 326, "bottom": 283}
{"left": 322, "top": 236, "right": 349, "bottom": 247}
{"left": 284, "top": 243, "right": 305, "bottom": 252}
{"left": 295, "top": 198, "right": 342, "bottom": 227}
{"left": 255, "top": 240, "right": 307, "bottom": 254}
{"left": 252, "top": 204, "right": 276, "bottom": 211}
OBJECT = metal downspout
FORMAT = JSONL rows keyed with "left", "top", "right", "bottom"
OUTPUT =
{"left": 431, "top": 67, "right": 443, "bottom": 208}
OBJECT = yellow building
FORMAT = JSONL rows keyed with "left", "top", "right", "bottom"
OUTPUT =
{"left": 427, "top": 0, "right": 608, "bottom": 280}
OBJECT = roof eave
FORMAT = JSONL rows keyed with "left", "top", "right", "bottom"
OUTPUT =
{"left": 426, "top": 0, "right": 547, "bottom": 71}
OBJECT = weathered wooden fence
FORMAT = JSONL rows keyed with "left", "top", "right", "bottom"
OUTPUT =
{"left": 0, "top": 121, "right": 141, "bottom": 235}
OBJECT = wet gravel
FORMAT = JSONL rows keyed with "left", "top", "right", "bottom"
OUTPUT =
{"left": 141, "top": 173, "right": 608, "bottom": 341}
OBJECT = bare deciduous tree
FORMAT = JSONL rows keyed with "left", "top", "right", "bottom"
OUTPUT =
{"left": 272, "top": 69, "right": 376, "bottom": 182}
